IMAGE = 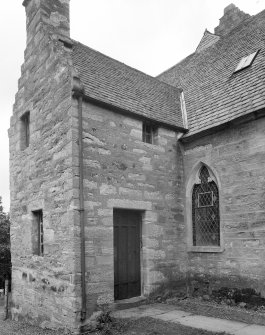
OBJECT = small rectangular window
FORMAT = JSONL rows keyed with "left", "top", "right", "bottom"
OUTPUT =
{"left": 142, "top": 122, "right": 158, "bottom": 144}
{"left": 20, "top": 112, "right": 30, "bottom": 149}
{"left": 32, "top": 210, "right": 43, "bottom": 256}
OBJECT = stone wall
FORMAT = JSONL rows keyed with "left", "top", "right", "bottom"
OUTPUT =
{"left": 74, "top": 100, "right": 186, "bottom": 315}
{"left": 8, "top": 1, "right": 78, "bottom": 329}
{"left": 183, "top": 115, "right": 265, "bottom": 295}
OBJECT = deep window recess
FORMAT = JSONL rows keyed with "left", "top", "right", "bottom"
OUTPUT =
{"left": 192, "top": 166, "right": 220, "bottom": 246}
{"left": 20, "top": 111, "right": 30, "bottom": 149}
{"left": 234, "top": 50, "right": 259, "bottom": 73}
{"left": 142, "top": 122, "right": 158, "bottom": 144}
{"left": 32, "top": 210, "right": 44, "bottom": 256}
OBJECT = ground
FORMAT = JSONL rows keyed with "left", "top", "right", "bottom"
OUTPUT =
{"left": 0, "top": 296, "right": 227, "bottom": 334}
{"left": 0, "top": 317, "right": 227, "bottom": 335}
{"left": 0, "top": 320, "right": 67, "bottom": 335}
{"left": 95, "top": 317, "right": 228, "bottom": 335}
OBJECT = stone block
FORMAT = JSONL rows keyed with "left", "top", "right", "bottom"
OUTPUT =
{"left": 130, "top": 129, "right": 142, "bottom": 139}
{"left": 133, "top": 148, "right": 147, "bottom": 154}
{"left": 84, "top": 180, "right": 98, "bottom": 190}
{"left": 118, "top": 187, "right": 142, "bottom": 198}
{"left": 123, "top": 118, "right": 142, "bottom": 129}
{"left": 97, "top": 209, "right": 113, "bottom": 216}
{"left": 145, "top": 211, "right": 158, "bottom": 222}
{"left": 96, "top": 255, "right": 113, "bottom": 266}
{"left": 144, "top": 191, "right": 163, "bottom": 201}
{"left": 128, "top": 173, "right": 146, "bottom": 181}
{"left": 100, "top": 184, "right": 117, "bottom": 195}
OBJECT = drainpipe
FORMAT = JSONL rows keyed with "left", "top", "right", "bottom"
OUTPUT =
{"left": 4, "top": 279, "right": 9, "bottom": 320}
{"left": 72, "top": 76, "right": 86, "bottom": 322}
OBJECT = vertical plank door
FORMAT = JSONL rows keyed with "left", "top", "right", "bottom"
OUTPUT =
{"left": 114, "top": 209, "right": 141, "bottom": 300}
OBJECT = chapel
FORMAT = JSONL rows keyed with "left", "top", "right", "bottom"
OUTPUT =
{"left": 9, "top": 0, "right": 265, "bottom": 331}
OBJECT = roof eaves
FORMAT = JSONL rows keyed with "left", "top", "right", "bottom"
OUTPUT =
{"left": 77, "top": 92, "right": 188, "bottom": 133}
{"left": 182, "top": 106, "right": 265, "bottom": 142}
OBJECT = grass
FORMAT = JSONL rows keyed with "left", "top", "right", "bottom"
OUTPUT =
{"left": 95, "top": 317, "right": 229, "bottom": 335}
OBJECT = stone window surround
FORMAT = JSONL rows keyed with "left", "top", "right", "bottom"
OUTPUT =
{"left": 185, "top": 161, "right": 224, "bottom": 253}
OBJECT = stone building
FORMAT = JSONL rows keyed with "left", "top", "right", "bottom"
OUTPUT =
{"left": 8, "top": 0, "right": 265, "bottom": 332}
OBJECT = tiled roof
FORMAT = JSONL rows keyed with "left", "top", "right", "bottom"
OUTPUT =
{"left": 72, "top": 41, "right": 185, "bottom": 130}
{"left": 196, "top": 30, "right": 220, "bottom": 53}
{"left": 157, "top": 10, "right": 265, "bottom": 137}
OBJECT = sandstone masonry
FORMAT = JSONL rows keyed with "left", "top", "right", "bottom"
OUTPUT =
{"left": 9, "top": 0, "right": 265, "bottom": 332}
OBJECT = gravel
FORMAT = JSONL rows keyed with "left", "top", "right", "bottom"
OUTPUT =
{"left": 0, "top": 319, "right": 71, "bottom": 335}
{"left": 0, "top": 297, "right": 72, "bottom": 335}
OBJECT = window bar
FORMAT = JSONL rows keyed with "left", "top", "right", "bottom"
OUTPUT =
{"left": 38, "top": 211, "right": 44, "bottom": 256}
{"left": 25, "top": 114, "right": 30, "bottom": 147}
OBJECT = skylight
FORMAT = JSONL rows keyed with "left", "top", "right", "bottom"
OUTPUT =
{"left": 234, "top": 51, "right": 259, "bottom": 73}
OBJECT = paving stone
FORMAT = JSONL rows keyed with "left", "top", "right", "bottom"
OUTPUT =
{"left": 234, "top": 324, "right": 265, "bottom": 335}
{"left": 113, "top": 305, "right": 265, "bottom": 335}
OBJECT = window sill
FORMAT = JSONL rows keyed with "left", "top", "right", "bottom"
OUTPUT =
{"left": 142, "top": 141, "right": 158, "bottom": 146}
{"left": 188, "top": 246, "right": 224, "bottom": 253}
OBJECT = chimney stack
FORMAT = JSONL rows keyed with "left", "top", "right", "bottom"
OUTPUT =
{"left": 23, "top": 0, "right": 70, "bottom": 45}
{"left": 214, "top": 3, "right": 250, "bottom": 36}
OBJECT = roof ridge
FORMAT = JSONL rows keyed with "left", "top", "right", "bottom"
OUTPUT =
{"left": 71, "top": 39, "right": 181, "bottom": 92}
{"left": 157, "top": 8, "right": 265, "bottom": 79}
{"left": 156, "top": 6, "right": 265, "bottom": 137}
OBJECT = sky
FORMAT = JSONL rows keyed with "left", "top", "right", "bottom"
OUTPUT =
{"left": 0, "top": 0, "right": 264, "bottom": 212}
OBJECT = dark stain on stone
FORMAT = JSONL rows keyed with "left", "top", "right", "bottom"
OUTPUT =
{"left": 29, "top": 274, "right": 36, "bottom": 282}
{"left": 112, "top": 161, "right": 127, "bottom": 171}
{"left": 58, "top": 285, "right": 65, "bottom": 293}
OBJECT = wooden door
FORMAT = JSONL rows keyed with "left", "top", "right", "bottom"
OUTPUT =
{"left": 114, "top": 209, "right": 141, "bottom": 300}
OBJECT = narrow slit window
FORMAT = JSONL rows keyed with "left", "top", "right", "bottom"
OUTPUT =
{"left": 234, "top": 50, "right": 259, "bottom": 73}
{"left": 20, "top": 111, "right": 30, "bottom": 149}
{"left": 32, "top": 210, "right": 44, "bottom": 256}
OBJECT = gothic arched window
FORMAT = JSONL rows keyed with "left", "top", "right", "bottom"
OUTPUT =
{"left": 192, "top": 165, "right": 220, "bottom": 246}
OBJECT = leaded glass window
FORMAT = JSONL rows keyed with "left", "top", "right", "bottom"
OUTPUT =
{"left": 192, "top": 166, "right": 220, "bottom": 246}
